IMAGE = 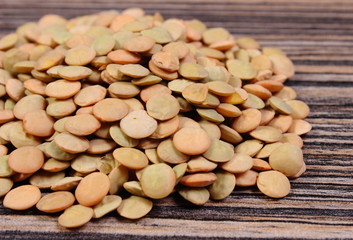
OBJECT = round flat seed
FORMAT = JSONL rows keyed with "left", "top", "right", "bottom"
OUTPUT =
{"left": 132, "top": 74, "right": 162, "bottom": 86}
{"left": 178, "top": 187, "right": 210, "bottom": 205}
{"left": 256, "top": 142, "right": 283, "bottom": 159}
{"left": 208, "top": 170, "right": 236, "bottom": 200}
{"left": 280, "top": 133, "right": 304, "bottom": 148}
{"left": 216, "top": 103, "right": 242, "bottom": 118}
{"left": 140, "top": 84, "right": 171, "bottom": 102}
{"left": 146, "top": 94, "right": 179, "bottom": 121}
{"left": 241, "top": 93, "right": 265, "bottom": 109}
{"left": 5, "top": 78, "right": 25, "bottom": 101}
{"left": 108, "top": 165, "right": 129, "bottom": 195}
{"left": 219, "top": 124, "right": 243, "bottom": 144}
{"left": 140, "top": 163, "right": 175, "bottom": 199}
{"left": 179, "top": 62, "right": 208, "bottom": 80}
{"left": 45, "top": 80, "right": 81, "bottom": 99}
{"left": 122, "top": 98, "right": 144, "bottom": 112}
{"left": 74, "top": 85, "right": 106, "bottom": 107}
{"left": 150, "top": 115, "right": 179, "bottom": 139}
{"left": 199, "top": 120, "right": 221, "bottom": 140}
{"left": 220, "top": 153, "right": 253, "bottom": 174}
{"left": 54, "top": 132, "right": 89, "bottom": 154}
{"left": 93, "top": 195, "right": 122, "bottom": 218}
{"left": 36, "top": 191, "right": 75, "bottom": 213}
{"left": 71, "top": 154, "right": 99, "bottom": 174}
{"left": 13, "top": 94, "right": 46, "bottom": 120}
{"left": 141, "top": 26, "right": 172, "bottom": 44}
{"left": 187, "top": 156, "right": 217, "bottom": 173}
{"left": 87, "top": 139, "right": 116, "bottom": 154}
{"left": 226, "top": 59, "right": 257, "bottom": 80}
{"left": 107, "top": 49, "right": 141, "bottom": 64}
{"left": 66, "top": 34, "right": 92, "bottom": 49}
{"left": 260, "top": 108, "right": 276, "bottom": 125}
{"left": 35, "top": 50, "right": 64, "bottom": 71}
{"left": 93, "top": 98, "right": 129, "bottom": 122}
{"left": 8, "top": 121, "right": 42, "bottom": 148}
{"left": 256, "top": 80, "right": 284, "bottom": 93}
{"left": 65, "top": 46, "right": 96, "bottom": 66}
{"left": 274, "top": 86, "right": 297, "bottom": 100}
{"left": 252, "top": 158, "right": 272, "bottom": 171}
{"left": 235, "top": 140, "right": 264, "bottom": 157}
{"left": 51, "top": 176, "right": 82, "bottom": 191}
{"left": 180, "top": 172, "right": 217, "bottom": 187}
{"left": 110, "top": 125, "right": 139, "bottom": 147}
{"left": 148, "top": 60, "right": 178, "bottom": 80}
{"left": 123, "top": 181, "right": 146, "bottom": 197}
{"left": 268, "top": 115, "right": 293, "bottom": 133}
{"left": 269, "top": 143, "right": 304, "bottom": 177}
{"left": 3, "top": 185, "right": 41, "bottom": 210}
{"left": 8, "top": 146, "right": 44, "bottom": 174}
{"left": 23, "top": 79, "right": 47, "bottom": 96}
{"left": 120, "top": 110, "right": 158, "bottom": 139}
{"left": 286, "top": 100, "right": 310, "bottom": 119}
{"left": 109, "top": 82, "right": 140, "bottom": 98}
{"left": 237, "top": 37, "right": 260, "bottom": 49}
{"left": 250, "top": 54, "right": 272, "bottom": 71}
{"left": 58, "top": 66, "right": 92, "bottom": 81}
{"left": 0, "top": 110, "right": 14, "bottom": 124}
{"left": 202, "top": 139, "right": 234, "bottom": 162}
{"left": 269, "top": 54, "right": 295, "bottom": 78}
{"left": 45, "top": 141, "right": 76, "bottom": 161}
{"left": 119, "top": 64, "right": 150, "bottom": 78}
{"left": 75, "top": 172, "right": 110, "bottom": 207}
{"left": 0, "top": 155, "right": 13, "bottom": 177}
{"left": 206, "top": 81, "right": 235, "bottom": 96}
{"left": 42, "top": 158, "right": 71, "bottom": 172}
{"left": 287, "top": 119, "right": 312, "bottom": 135}
{"left": 65, "top": 114, "right": 101, "bottom": 136}
{"left": 268, "top": 96, "right": 293, "bottom": 115}
{"left": 202, "top": 28, "right": 230, "bottom": 45}
{"left": 123, "top": 36, "right": 155, "bottom": 52}
{"left": 0, "top": 33, "right": 18, "bottom": 50}
{"left": 13, "top": 60, "right": 36, "bottom": 73}
{"left": 157, "top": 138, "right": 190, "bottom": 164}
{"left": 173, "top": 127, "right": 211, "bottom": 155}
{"left": 113, "top": 147, "right": 148, "bottom": 170}
{"left": 219, "top": 88, "right": 248, "bottom": 104}
{"left": 197, "top": 109, "right": 225, "bottom": 123}
{"left": 145, "top": 149, "right": 163, "bottom": 164}
{"left": 168, "top": 79, "right": 194, "bottom": 94}
{"left": 23, "top": 110, "right": 55, "bottom": 137}
{"left": 152, "top": 51, "right": 179, "bottom": 71}
{"left": 163, "top": 41, "right": 190, "bottom": 59}
{"left": 257, "top": 170, "right": 291, "bottom": 198}
{"left": 236, "top": 170, "right": 259, "bottom": 187}
{"left": 117, "top": 195, "right": 153, "bottom": 220}
{"left": 0, "top": 178, "right": 13, "bottom": 197}
{"left": 182, "top": 83, "right": 208, "bottom": 104}
{"left": 58, "top": 205, "right": 93, "bottom": 228}
{"left": 243, "top": 84, "right": 272, "bottom": 100}
{"left": 46, "top": 98, "right": 76, "bottom": 118}
{"left": 179, "top": 116, "right": 201, "bottom": 129}
{"left": 232, "top": 108, "right": 261, "bottom": 133}
{"left": 91, "top": 34, "right": 115, "bottom": 56}
{"left": 249, "top": 126, "right": 283, "bottom": 143}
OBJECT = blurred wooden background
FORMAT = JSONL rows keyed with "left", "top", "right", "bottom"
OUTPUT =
{"left": 1, "top": 0, "right": 353, "bottom": 238}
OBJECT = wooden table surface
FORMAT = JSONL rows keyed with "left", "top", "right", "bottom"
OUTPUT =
{"left": 1, "top": 0, "right": 353, "bottom": 239}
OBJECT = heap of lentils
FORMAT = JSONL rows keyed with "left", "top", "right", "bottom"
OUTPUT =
{"left": 0, "top": 8, "right": 312, "bottom": 228}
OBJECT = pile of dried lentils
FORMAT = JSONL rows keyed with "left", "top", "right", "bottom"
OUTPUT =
{"left": 0, "top": 8, "right": 312, "bottom": 228}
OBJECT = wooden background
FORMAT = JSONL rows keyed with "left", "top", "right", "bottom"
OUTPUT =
{"left": 1, "top": 0, "right": 353, "bottom": 238}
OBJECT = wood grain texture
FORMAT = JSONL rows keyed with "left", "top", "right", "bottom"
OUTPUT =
{"left": 1, "top": 0, "right": 353, "bottom": 239}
